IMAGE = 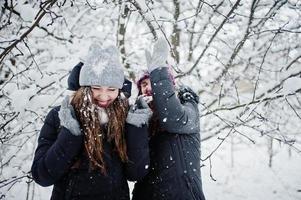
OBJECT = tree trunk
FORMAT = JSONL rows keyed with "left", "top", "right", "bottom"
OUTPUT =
{"left": 171, "top": 0, "right": 180, "bottom": 64}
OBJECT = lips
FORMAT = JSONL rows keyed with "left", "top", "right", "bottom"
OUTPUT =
{"left": 95, "top": 100, "right": 110, "bottom": 108}
{"left": 146, "top": 90, "right": 152, "bottom": 96}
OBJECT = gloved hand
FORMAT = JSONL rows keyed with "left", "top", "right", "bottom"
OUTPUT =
{"left": 137, "top": 95, "right": 153, "bottom": 106}
{"left": 58, "top": 96, "right": 82, "bottom": 136}
{"left": 126, "top": 96, "right": 153, "bottom": 127}
{"left": 178, "top": 86, "right": 200, "bottom": 104}
{"left": 145, "top": 37, "right": 169, "bottom": 73}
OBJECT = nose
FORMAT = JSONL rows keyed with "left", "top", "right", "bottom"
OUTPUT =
{"left": 145, "top": 87, "right": 152, "bottom": 96}
{"left": 97, "top": 94, "right": 110, "bottom": 101}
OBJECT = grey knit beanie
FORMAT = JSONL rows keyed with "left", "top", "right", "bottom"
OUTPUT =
{"left": 79, "top": 44, "right": 124, "bottom": 89}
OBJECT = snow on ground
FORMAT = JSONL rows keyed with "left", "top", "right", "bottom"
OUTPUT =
{"left": 202, "top": 137, "right": 301, "bottom": 200}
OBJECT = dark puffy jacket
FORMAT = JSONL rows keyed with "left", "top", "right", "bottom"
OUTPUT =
{"left": 31, "top": 106, "right": 149, "bottom": 200}
{"left": 132, "top": 67, "right": 206, "bottom": 200}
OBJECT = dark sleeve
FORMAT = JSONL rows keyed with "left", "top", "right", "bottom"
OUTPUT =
{"left": 150, "top": 67, "right": 200, "bottom": 134}
{"left": 124, "top": 123, "right": 150, "bottom": 181}
{"left": 31, "top": 107, "right": 83, "bottom": 187}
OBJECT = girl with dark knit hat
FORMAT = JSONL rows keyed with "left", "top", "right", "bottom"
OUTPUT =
{"left": 31, "top": 44, "right": 151, "bottom": 200}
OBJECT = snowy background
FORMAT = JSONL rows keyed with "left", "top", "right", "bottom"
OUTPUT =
{"left": 0, "top": 0, "right": 301, "bottom": 199}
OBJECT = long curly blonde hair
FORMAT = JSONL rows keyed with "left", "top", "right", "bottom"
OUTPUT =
{"left": 71, "top": 87, "right": 129, "bottom": 174}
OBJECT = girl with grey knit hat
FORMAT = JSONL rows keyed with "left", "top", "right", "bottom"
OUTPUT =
{"left": 31, "top": 44, "right": 151, "bottom": 200}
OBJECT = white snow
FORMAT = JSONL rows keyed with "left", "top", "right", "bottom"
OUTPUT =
{"left": 282, "top": 77, "right": 301, "bottom": 95}
{"left": 202, "top": 138, "right": 301, "bottom": 200}
{"left": 1, "top": 1, "right": 301, "bottom": 200}
{"left": 14, "top": 3, "right": 36, "bottom": 22}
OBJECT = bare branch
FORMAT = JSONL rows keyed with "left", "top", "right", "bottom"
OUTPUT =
{"left": 284, "top": 54, "right": 301, "bottom": 70}
{"left": 129, "top": 0, "right": 157, "bottom": 39}
{"left": 0, "top": 0, "right": 58, "bottom": 64}
{"left": 209, "top": 157, "right": 216, "bottom": 181}
{"left": 177, "top": 0, "right": 242, "bottom": 78}
{"left": 36, "top": 25, "right": 73, "bottom": 42}
{"left": 171, "top": 0, "right": 180, "bottom": 64}
{"left": 201, "top": 89, "right": 301, "bottom": 117}
{"left": 252, "top": 29, "right": 279, "bottom": 101}
{"left": 202, "top": 129, "right": 233, "bottom": 162}
{"left": 217, "top": 0, "right": 258, "bottom": 82}
{"left": 256, "top": 70, "right": 301, "bottom": 100}
{"left": 285, "top": 97, "right": 301, "bottom": 120}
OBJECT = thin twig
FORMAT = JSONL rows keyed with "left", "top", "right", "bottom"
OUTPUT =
{"left": 176, "top": 0, "right": 242, "bottom": 78}
{"left": 0, "top": 0, "right": 58, "bottom": 63}
{"left": 201, "top": 90, "right": 301, "bottom": 117}
{"left": 285, "top": 97, "right": 301, "bottom": 120}
{"left": 129, "top": 0, "right": 157, "bottom": 39}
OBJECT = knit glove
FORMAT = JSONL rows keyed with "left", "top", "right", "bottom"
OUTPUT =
{"left": 178, "top": 86, "right": 200, "bottom": 104}
{"left": 126, "top": 96, "right": 153, "bottom": 127}
{"left": 145, "top": 37, "right": 169, "bottom": 73}
{"left": 58, "top": 96, "right": 82, "bottom": 136}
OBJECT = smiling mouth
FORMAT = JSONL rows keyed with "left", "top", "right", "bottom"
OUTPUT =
{"left": 96, "top": 100, "right": 109, "bottom": 107}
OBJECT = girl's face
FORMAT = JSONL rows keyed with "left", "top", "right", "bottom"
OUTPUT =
{"left": 140, "top": 78, "right": 152, "bottom": 96}
{"left": 91, "top": 86, "right": 119, "bottom": 108}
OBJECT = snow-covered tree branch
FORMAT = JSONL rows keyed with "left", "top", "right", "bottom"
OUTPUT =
{"left": 0, "top": 0, "right": 300, "bottom": 199}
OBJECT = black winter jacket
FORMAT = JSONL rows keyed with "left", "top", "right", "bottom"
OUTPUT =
{"left": 132, "top": 67, "right": 206, "bottom": 200}
{"left": 31, "top": 106, "right": 149, "bottom": 200}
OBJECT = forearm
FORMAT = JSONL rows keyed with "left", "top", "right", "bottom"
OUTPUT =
{"left": 32, "top": 127, "right": 83, "bottom": 186}
{"left": 150, "top": 67, "right": 200, "bottom": 133}
{"left": 150, "top": 67, "right": 183, "bottom": 126}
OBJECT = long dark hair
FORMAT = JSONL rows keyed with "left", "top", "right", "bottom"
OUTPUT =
{"left": 71, "top": 87, "right": 129, "bottom": 174}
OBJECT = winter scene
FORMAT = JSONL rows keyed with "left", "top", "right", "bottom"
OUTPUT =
{"left": 0, "top": 0, "right": 301, "bottom": 199}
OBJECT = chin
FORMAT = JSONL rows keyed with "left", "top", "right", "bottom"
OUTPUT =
{"left": 98, "top": 103, "right": 109, "bottom": 108}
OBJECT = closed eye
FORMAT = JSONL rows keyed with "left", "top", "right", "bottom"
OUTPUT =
{"left": 108, "top": 88, "right": 117, "bottom": 92}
